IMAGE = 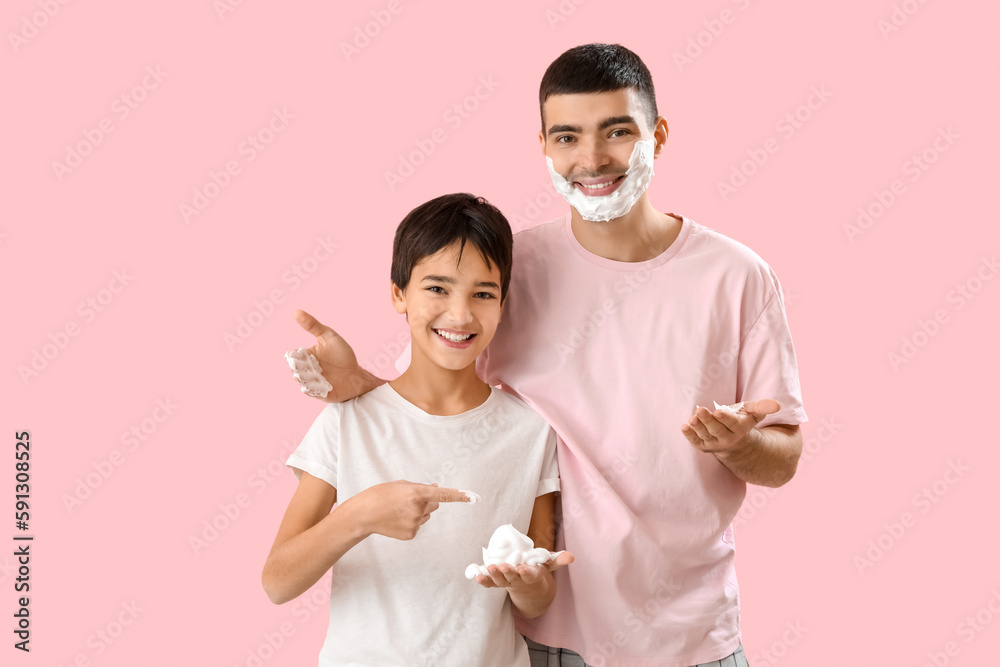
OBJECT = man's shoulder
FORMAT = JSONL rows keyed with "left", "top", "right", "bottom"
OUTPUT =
{"left": 682, "top": 216, "right": 777, "bottom": 280}
{"left": 512, "top": 215, "right": 567, "bottom": 250}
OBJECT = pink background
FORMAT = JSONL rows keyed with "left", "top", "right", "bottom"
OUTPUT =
{"left": 3, "top": 1, "right": 998, "bottom": 665}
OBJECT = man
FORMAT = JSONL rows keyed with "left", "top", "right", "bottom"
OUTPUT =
{"left": 289, "top": 44, "right": 806, "bottom": 667}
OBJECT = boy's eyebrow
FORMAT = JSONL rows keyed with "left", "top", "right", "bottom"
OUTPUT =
{"left": 421, "top": 275, "right": 500, "bottom": 291}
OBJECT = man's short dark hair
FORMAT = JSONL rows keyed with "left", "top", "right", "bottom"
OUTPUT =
{"left": 539, "top": 43, "right": 658, "bottom": 131}
{"left": 391, "top": 193, "right": 513, "bottom": 302}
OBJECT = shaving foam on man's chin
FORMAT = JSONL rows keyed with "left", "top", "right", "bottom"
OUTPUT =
{"left": 546, "top": 139, "right": 655, "bottom": 222}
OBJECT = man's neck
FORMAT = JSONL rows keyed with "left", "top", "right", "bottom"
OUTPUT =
{"left": 570, "top": 197, "right": 682, "bottom": 263}
{"left": 389, "top": 359, "right": 491, "bottom": 416}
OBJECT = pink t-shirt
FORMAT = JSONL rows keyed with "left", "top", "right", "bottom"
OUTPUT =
{"left": 479, "top": 213, "right": 807, "bottom": 667}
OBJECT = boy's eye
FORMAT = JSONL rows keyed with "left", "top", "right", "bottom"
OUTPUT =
{"left": 427, "top": 285, "right": 446, "bottom": 294}
{"left": 475, "top": 292, "right": 497, "bottom": 300}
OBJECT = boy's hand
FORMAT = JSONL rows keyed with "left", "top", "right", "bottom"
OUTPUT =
{"left": 289, "top": 310, "right": 377, "bottom": 403}
{"left": 474, "top": 551, "right": 575, "bottom": 591}
{"left": 351, "top": 481, "right": 472, "bottom": 541}
{"left": 681, "top": 399, "right": 780, "bottom": 455}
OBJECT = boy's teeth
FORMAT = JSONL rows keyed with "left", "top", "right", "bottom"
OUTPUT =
{"left": 436, "top": 330, "right": 472, "bottom": 342}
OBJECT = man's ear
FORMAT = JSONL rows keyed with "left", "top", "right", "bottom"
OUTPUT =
{"left": 390, "top": 282, "right": 407, "bottom": 314}
{"left": 653, "top": 116, "right": 669, "bottom": 158}
{"left": 538, "top": 129, "right": 546, "bottom": 156}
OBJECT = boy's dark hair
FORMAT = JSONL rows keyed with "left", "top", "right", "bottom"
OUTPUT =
{"left": 391, "top": 193, "right": 513, "bottom": 302}
{"left": 538, "top": 43, "right": 658, "bottom": 131}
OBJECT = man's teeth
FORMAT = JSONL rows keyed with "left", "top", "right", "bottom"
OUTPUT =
{"left": 435, "top": 330, "right": 473, "bottom": 342}
{"left": 581, "top": 178, "right": 620, "bottom": 190}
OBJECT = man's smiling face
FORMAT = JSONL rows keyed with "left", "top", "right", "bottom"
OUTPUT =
{"left": 540, "top": 87, "right": 659, "bottom": 198}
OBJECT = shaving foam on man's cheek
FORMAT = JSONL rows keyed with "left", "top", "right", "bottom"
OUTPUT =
{"left": 546, "top": 139, "right": 655, "bottom": 222}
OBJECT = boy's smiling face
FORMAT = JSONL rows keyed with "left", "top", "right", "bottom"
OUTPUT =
{"left": 391, "top": 240, "right": 503, "bottom": 373}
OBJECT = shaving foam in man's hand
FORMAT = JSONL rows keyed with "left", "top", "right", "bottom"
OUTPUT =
{"left": 285, "top": 348, "right": 333, "bottom": 398}
{"left": 464, "top": 524, "right": 563, "bottom": 580}
{"left": 712, "top": 401, "right": 745, "bottom": 415}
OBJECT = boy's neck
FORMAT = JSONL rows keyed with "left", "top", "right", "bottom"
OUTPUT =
{"left": 389, "top": 359, "right": 491, "bottom": 416}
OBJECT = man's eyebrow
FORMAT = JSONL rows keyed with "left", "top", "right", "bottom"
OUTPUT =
{"left": 598, "top": 115, "right": 638, "bottom": 130}
{"left": 547, "top": 123, "right": 582, "bottom": 136}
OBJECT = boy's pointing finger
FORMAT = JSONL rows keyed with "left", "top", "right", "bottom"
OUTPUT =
{"left": 418, "top": 485, "right": 474, "bottom": 503}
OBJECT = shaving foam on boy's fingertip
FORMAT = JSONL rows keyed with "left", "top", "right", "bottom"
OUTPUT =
{"left": 458, "top": 490, "right": 481, "bottom": 504}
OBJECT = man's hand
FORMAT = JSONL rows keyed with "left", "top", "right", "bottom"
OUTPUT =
{"left": 289, "top": 309, "right": 380, "bottom": 402}
{"left": 473, "top": 551, "right": 575, "bottom": 591}
{"left": 348, "top": 481, "right": 472, "bottom": 541}
{"left": 680, "top": 399, "right": 781, "bottom": 455}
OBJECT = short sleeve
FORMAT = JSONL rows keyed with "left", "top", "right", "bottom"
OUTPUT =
{"left": 285, "top": 403, "right": 341, "bottom": 488}
{"left": 536, "top": 427, "right": 561, "bottom": 497}
{"left": 735, "top": 270, "right": 808, "bottom": 429}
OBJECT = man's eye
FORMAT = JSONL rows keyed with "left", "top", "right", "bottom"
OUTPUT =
{"left": 610, "top": 129, "right": 630, "bottom": 138}
{"left": 556, "top": 135, "right": 574, "bottom": 143}
{"left": 427, "top": 286, "right": 446, "bottom": 294}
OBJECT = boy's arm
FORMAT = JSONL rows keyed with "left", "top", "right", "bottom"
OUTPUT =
{"left": 475, "top": 492, "right": 574, "bottom": 619}
{"left": 262, "top": 473, "right": 471, "bottom": 604}
{"left": 261, "top": 472, "right": 363, "bottom": 604}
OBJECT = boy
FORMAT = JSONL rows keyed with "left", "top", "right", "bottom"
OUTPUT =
{"left": 261, "top": 193, "right": 571, "bottom": 666}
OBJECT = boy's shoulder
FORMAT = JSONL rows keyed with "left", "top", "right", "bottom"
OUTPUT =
{"left": 489, "top": 387, "right": 552, "bottom": 432}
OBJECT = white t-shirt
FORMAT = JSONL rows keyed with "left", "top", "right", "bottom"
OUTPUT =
{"left": 479, "top": 214, "right": 808, "bottom": 667}
{"left": 287, "top": 383, "right": 559, "bottom": 667}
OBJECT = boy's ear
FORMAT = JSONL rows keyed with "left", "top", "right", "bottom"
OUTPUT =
{"left": 390, "top": 282, "right": 407, "bottom": 314}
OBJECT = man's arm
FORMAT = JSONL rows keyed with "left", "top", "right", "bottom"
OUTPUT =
{"left": 289, "top": 310, "right": 384, "bottom": 402}
{"left": 681, "top": 399, "right": 802, "bottom": 487}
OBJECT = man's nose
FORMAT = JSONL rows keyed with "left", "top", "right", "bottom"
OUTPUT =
{"left": 576, "top": 136, "right": 610, "bottom": 174}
